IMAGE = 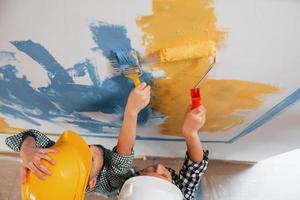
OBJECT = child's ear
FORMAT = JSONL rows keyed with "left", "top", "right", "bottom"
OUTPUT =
{"left": 89, "top": 177, "right": 97, "bottom": 191}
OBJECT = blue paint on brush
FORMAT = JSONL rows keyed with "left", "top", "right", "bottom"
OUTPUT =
{"left": 89, "top": 21, "right": 142, "bottom": 69}
{"left": 110, "top": 48, "right": 141, "bottom": 69}
{"left": 89, "top": 21, "right": 153, "bottom": 124}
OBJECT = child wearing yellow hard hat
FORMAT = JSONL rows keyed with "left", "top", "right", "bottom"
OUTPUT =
{"left": 6, "top": 82, "right": 209, "bottom": 200}
{"left": 5, "top": 82, "right": 151, "bottom": 199}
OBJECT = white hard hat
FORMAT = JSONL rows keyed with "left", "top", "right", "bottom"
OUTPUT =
{"left": 118, "top": 176, "right": 183, "bottom": 200}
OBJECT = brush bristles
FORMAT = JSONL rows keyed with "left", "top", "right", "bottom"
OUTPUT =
{"left": 123, "top": 66, "right": 143, "bottom": 76}
{"left": 110, "top": 48, "right": 141, "bottom": 69}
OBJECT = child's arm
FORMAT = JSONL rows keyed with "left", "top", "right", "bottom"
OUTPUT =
{"left": 182, "top": 106, "right": 206, "bottom": 162}
{"left": 107, "top": 82, "right": 151, "bottom": 190}
{"left": 168, "top": 105, "right": 208, "bottom": 200}
{"left": 116, "top": 82, "right": 151, "bottom": 155}
{"left": 5, "top": 129, "right": 58, "bottom": 183}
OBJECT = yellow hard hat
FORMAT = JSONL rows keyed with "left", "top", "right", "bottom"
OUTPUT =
{"left": 22, "top": 130, "right": 92, "bottom": 200}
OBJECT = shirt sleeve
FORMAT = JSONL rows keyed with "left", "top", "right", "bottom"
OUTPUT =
{"left": 107, "top": 146, "right": 134, "bottom": 190}
{"left": 168, "top": 150, "right": 209, "bottom": 200}
{"left": 5, "top": 129, "right": 55, "bottom": 152}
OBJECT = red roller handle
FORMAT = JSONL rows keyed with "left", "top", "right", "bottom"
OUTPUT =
{"left": 190, "top": 88, "right": 201, "bottom": 109}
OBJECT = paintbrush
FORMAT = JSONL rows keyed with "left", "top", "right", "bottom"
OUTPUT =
{"left": 111, "top": 41, "right": 216, "bottom": 107}
{"left": 110, "top": 48, "right": 143, "bottom": 87}
{"left": 111, "top": 41, "right": 216, "bottom": 78}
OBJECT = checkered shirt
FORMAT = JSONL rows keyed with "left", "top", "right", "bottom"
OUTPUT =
{"left": 167, "top": 150, "right": 209, "bottom": 200}
{"left": 5, "top": 129, "right": 134, "bottom": 197}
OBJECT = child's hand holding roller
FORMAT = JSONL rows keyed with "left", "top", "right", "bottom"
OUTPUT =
{"left": 182, "top": 105, "right": 206, "bottom": 162}
{"left": 182, "top": 105, "right": 206, "bottom": 137}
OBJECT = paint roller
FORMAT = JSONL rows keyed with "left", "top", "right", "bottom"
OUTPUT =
{"left": 160, "top": 41, "right": 216, "bottom": 63}
{"left": 190, "top": 55, "right": 216, "bottom": 109}
{"left": 160, "top": 41, "right": 216, "bottom": 109}
{"left": 110, "top": 41, "right": 216, "bottom": 108}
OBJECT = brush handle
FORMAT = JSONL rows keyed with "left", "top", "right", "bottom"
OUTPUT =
{"left": 190, "top": 88, "right": 201, "bottom": 109}
{"left": 128, "top": 74, "right": 141, "bottom": 87}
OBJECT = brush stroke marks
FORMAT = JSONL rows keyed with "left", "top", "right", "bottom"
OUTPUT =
{"left": 11, "top": 40, "right": 74, "bottom": 86}
{"left": 0, "top": 51, "right": 17, "bottom": 62}
{"left": 71, "top": 59, "right": 101, "bottom": 87}
{"left": 137, "top": 0, "right": 278, "bottom": 135}
{"left": 201, "top": 80, "right": 278, "bottom": 132}
{"left": 90, "top": 21, "right": 132, "bottom": 58}
{"left": 89, "top": 21, "right": 153, "bottom": 123}
{"left": 0, "top": 22, "right": 153, "bottom": 134}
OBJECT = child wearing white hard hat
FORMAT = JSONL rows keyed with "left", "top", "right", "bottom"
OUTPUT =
{"left": 118, "top": 102, "right": 209, "bottom": 200}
